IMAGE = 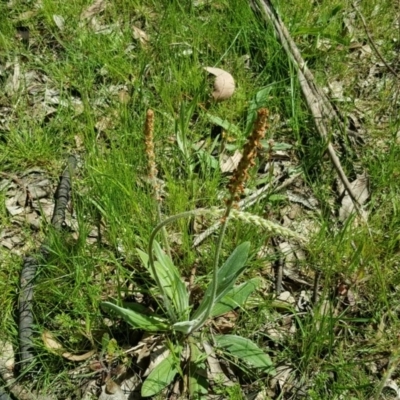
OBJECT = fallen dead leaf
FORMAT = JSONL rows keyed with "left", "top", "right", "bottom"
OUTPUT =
{"left": 270, "top": 364, "right": 294, "bottom": 393}
{"left": 53, "top": 15, "right": 65, "bottom": 31}
{"left": 99, "top": 381, "right": 127, "bottom": 400}
{"left": 384, "top": 379, "right": 400, "bottom": 399}
{"left": 4, "top": 58, "right": 20, "bottom": 96}
{"left": 338, "top": 173, "right": 369, "bottom": 221}
{"left": 219, "top": 150, "right": 242, "bottom": 173}
{"left": 80, "top": 0, "right": 107, "bottom": 20}
{"left": 16, "top": 10, "right": 38, "bottom": 21}
{"left": 0, "top": 340, "right": 15, "bottom": 372}
{"left": 277, "top": 290, "right": 296, "bottom": 305}
{"left": 42, "top": 331, "right": 95, "bottom": 361}
{"left": 204, "top": 67, "right": 235, "bottom": 101}
{"left": 132, "top": 25, "right": 149, "bottom": 45}
{"left": 62, "top": 350, "right": 96, "bottom": 362}
{"left": 42, "top": 331, "right": 64, "bottom": 353}
{"left": 203, "top": 341, "right": 235, "bottom": 387}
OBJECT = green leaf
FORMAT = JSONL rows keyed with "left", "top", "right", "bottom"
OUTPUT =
{"left": 101, "top": 302, "right": 169, "bottom": 332}
{"left": 260, "top": 140, "right": 292, "bottom": 151}
{"left": 188, "top": 338, "right": 208, "bottom": 398}
{"left": 245, "top": 85, "right": 272, "bottom": 134}
{"left": 141, "top": 351, "right": 178, "bottom": 397}
{"left": 203, "top": 113, "right": 242, "bottom": 136}
{"left": 211, "top": 278, "right": 260, "bottom": 317}
{"left": 137, "top": 245, "right": 190, "bottom": 319}
{"left": 192, "top": 242, "right": 250, "bottom": 321}
{"left": 214, "top": 335, "right": 275, "bottom": 373}
{"left": 153, "top": 241, "right": 189, "bottom": 318}
{"left": 172, "top": 319, "right": 198, "bottom": 334}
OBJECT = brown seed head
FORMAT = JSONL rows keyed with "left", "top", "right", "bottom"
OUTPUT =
{"left": 144, "top": 109, "right": 158, "bottom": 181}
{"left": 227, "top": 108, "right": 268, "bottom": 205}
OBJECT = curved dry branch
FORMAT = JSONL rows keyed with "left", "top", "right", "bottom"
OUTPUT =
{"left": 18, "top": 156, "right": 77, "bottom": 373}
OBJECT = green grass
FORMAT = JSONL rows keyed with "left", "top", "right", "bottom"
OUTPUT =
{"left": 1, "top": 0, "right": 400, "bottom": 398}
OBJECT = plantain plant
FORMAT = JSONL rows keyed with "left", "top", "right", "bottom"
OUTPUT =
{"left": 101, "top": 108, "right": 301, "bottom": 398}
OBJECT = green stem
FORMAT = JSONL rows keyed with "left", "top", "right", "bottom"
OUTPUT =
{"left": 192, "top": 203, "right": 233, "bottom": 332}
{"left": 156, "top": 201, "right": 171, "bottom": 258}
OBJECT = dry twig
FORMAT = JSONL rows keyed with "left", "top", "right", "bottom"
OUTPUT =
{"left": 253, "top": 0, "right": 365, "bottom": 212}
{"left": 352, "top": 2, "right": 399, "bottom": 78}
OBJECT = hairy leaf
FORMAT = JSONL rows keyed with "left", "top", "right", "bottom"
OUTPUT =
{"left": 211, "top": 278, "right": 260, "bottom": 317}
{"left": 141, "top": 351, "right": 178, "bottom": 397}
{"left": 137, "top": 244, "right": 190, "bottom": 319}
{"left": 101, "top": 302, "right": 169, "bottom": 332}
{"left": 188, "top": 338, "right": 208, "bottom": 397}
{"left": 153, "top": 241, "right": 189, "bottom": 318}
{"left": 192, "top": 242, "right": 250, "bottom": 321}
{"left": 214, "top": 335, "right": 275, "bottom": 373}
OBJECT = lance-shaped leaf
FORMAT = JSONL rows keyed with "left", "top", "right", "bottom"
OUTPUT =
{"left": 137, "top": 243, "right": 189, "bottom": 319}
{"left": 141, "top": 350, "right": 178, "bottom": 397}
{"left": 214, "top": 335, "right": 275, "bottom": 374}
{"left": 101, "top": 302, "right": 169, "bottom": 332}
{"left": 192, "top": 242, "right": 250, "bottom": 321}
{"left": 211, "top": 277, "right": 260, "bottom": 317}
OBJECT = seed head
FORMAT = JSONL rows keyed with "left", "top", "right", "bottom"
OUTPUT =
{"left": 144, "top": 109, "right": 158, "bottom": 182}
{"left": 227, "top": 108, "right": 268, "bottom": 205}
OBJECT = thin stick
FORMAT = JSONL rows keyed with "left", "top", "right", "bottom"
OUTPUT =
{"left": 352, "top": 2, "right": 399, "bottom": 78}
{"left": 19, "top": 156, "right": 77, "bottom": 372}
{"left": 254, "top": 0, "right": 363, "bottom": 211}
{"left": 271, "top": 237, "right": 283, "bottom": 295}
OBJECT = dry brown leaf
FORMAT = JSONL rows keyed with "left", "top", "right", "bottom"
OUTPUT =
{"left": 80, "top": 0, "right": 107, "bottom": 20}
{"left": 5, "top": 59, "right": 20, "bottom": 96}
{"left": 42, "top": 331, "right": 64, "bottom": 353}
{"left": 213, "top": 311, "right": 237, "bottom": 333}
{"left": 219, "top": 150, "right": 242, "bottom": 173}
{"left": 277, "top": 291, "right": 295, "bottom": 305}
{"left": 338, "top": 173, "right": 369, "bottom": 221}
{"left": 62, "top": 350, "right": 96, "bottom": 361}
{"left": 99, "top": 381, "right": 127, "bottom": 400}
{"left": 53, "top": 15, "right": 65, "bottom": 31}
{"left": 0, "top": 340, "right": 15, "bottom": 373}
{"left": 384, "top": 379, "right": 400, "bottom": 399}
{"left": 203, "top": 341, "right": 235, "bottom": 386}
{"left": 42, "top": 331, "right": 95, "bottom": 361}
{"left": 16, "top": 10, "right": 38, "bottom": 21}
{"left": 246, "top": 388, "right": 268, "bottom": 400}
{"left": 270, "top": 365, "right": 294, "bottom": 393}
{"left": 118, "top": 89, "right": 130, "bottom": 104}
{"left": 132, "top": 25, "right": 149, "bottom": 45}
{"left": 204, "top": 67, "right": 235, "bottom": 101}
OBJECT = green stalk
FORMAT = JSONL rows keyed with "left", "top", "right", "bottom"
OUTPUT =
{"left": 192, "top": 203, "right": 233, "bottom": 332}
{"left": 155, "top": 200, "right": 171, "bottom": 258}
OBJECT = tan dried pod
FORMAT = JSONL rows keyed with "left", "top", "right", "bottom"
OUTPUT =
{"left": 204, "top": 67, "right": 235, "bottom": 101}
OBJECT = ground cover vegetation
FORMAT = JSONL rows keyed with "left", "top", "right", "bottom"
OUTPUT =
{"left": 0, "top": 0, "right": 400, "bottom": 399}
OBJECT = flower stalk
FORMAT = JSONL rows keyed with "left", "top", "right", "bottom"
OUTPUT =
{"left": 192, "top": 108, "right": 269, "bottom": 332}
{"left": 144, "top": 109, "right": 171, "bottom": 257}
